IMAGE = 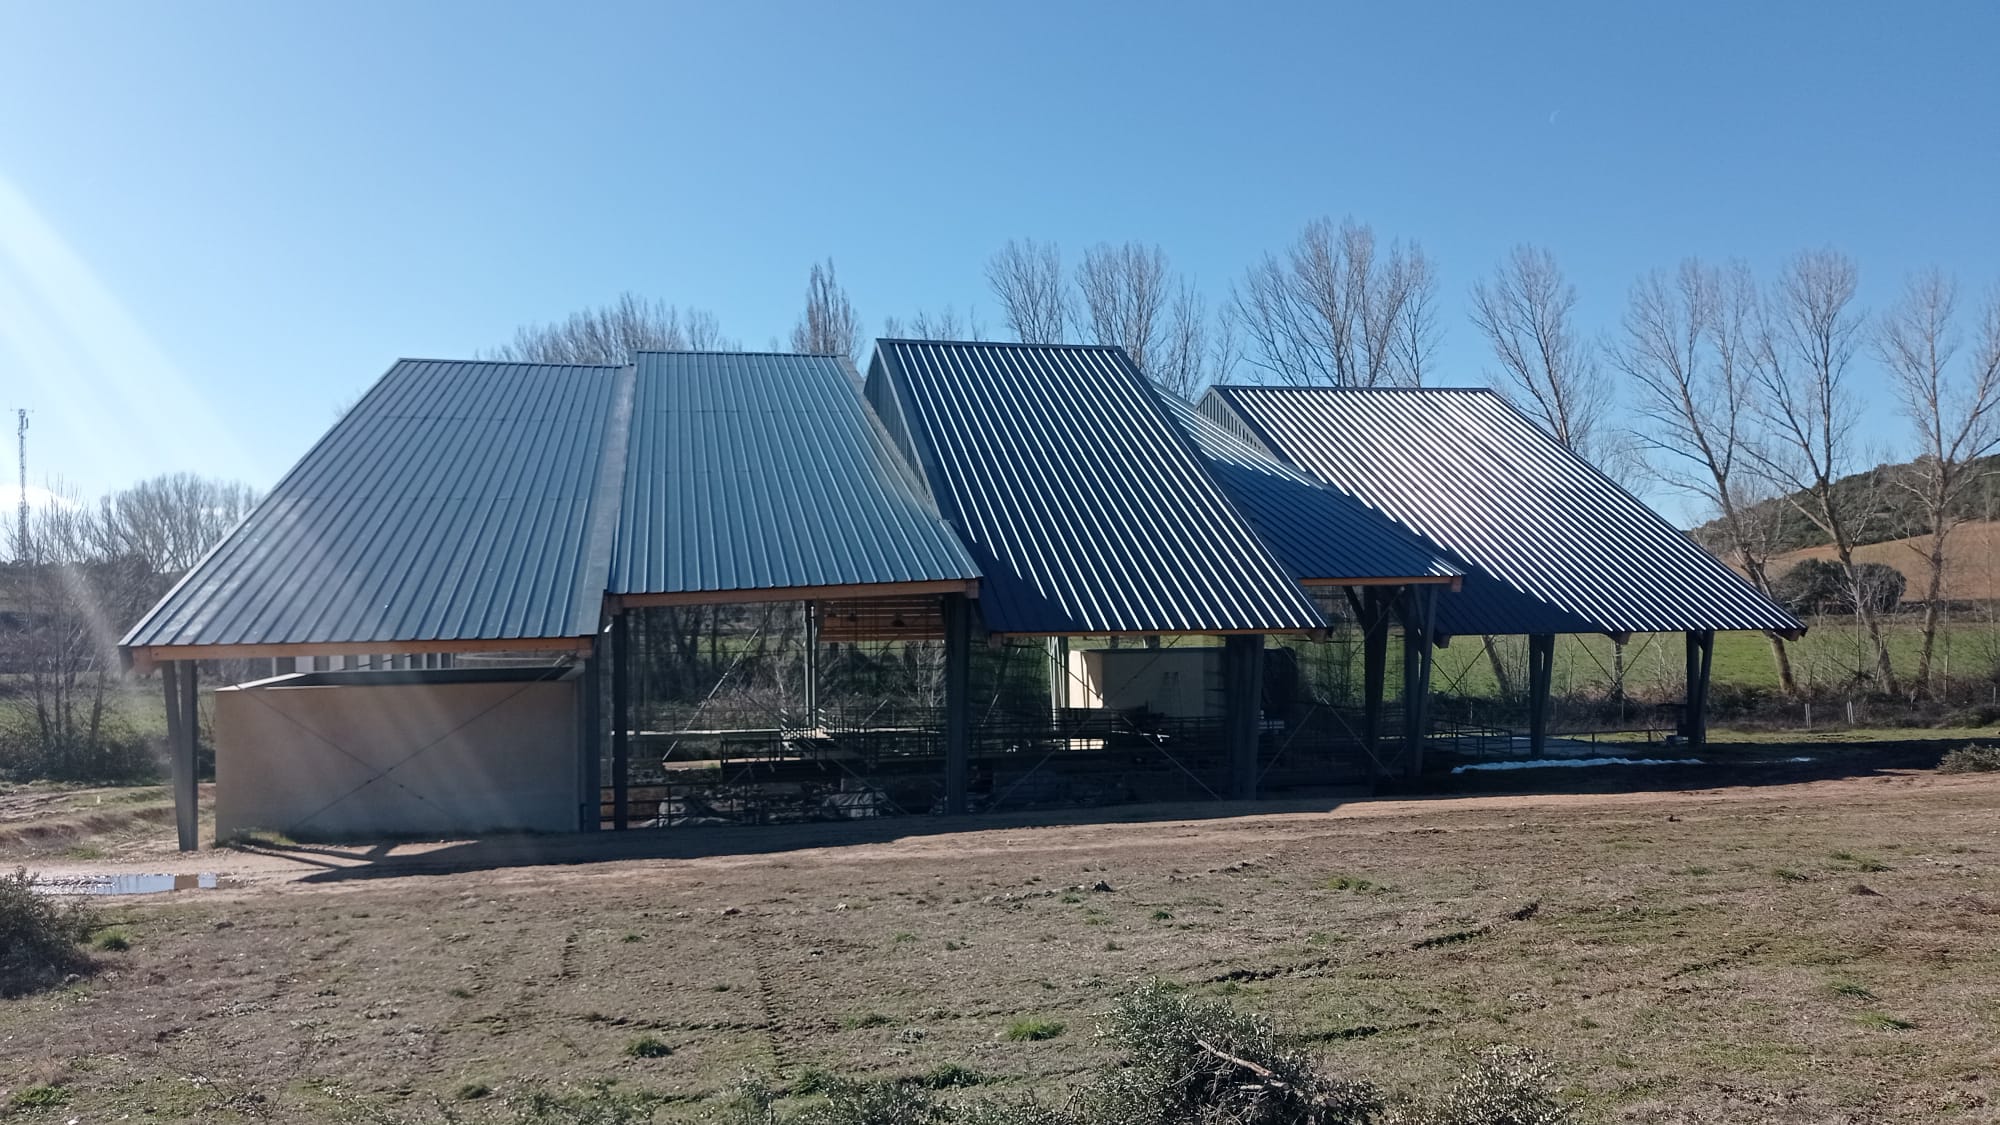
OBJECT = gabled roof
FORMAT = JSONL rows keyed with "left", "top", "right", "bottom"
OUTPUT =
{"left": 1202, "top": 385, "right": 1804, "bottom": 639}
{"left": 611, "top": 351, "right": 979, "bottom": 600}
{"left": 1152, "top": 391, "right": 1461, "bottom": 588}
{"left": 865, "top": 340, "right": 1326, "bottom": 636}
{"left": 122, "top": 359, "right": 626, "bottom": 658}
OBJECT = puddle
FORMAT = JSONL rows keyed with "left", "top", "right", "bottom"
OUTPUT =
{"left": 33, "top": 872, "right": 240, "bottom": 895}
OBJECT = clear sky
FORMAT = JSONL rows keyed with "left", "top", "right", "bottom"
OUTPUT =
{"left": 1, "top": 2, "right": 1995, "bottom": 520}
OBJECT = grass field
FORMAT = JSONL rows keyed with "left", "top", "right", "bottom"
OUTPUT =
{"left": 2, "top": 750, "right": 1997, "bottom": 1123}
{"left": 1428, "top": 620, "right": 2000, "bottom": 705}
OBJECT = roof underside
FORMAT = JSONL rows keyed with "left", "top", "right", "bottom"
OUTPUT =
{"left": 867, "top": 340, "right": 1326, "bottom": 635}
{"left": 610, "top": 351, "right": 979, "bottom": 599}
{"left": 1154, "top": 391, "right": 1461, "bottom": 586}
{"left": 1203, "top": 386, "right": 1804, "bottom": 638}
{"left": 122, "top": 359, "right": 625, "bottom": 653}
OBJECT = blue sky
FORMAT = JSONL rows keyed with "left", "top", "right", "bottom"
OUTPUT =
{"left": 1, "top": 1, "right": 1995, "bottom": 522}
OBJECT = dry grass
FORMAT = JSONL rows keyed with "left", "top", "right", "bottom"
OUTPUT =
{"left": 0, "top": 772, "right": 1995, "bottom": 1122}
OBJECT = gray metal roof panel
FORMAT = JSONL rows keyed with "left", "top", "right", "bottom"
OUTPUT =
{"left": 610, "top": 351, "right": 979, "bottom": 597}
{"left": 1153, "top": 390, "right": 1461, "bottom": 585}
{"left": 122, "top": 359, "right": 625, "bottom": 649}
{"left": 1204, "top": 386, "right": 1803, "bottom": 637}
{"left": 866, "top": 340, "right": 1326, "bottom": 635}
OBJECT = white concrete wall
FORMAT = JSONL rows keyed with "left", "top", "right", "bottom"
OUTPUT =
{"left": 214, "top": 679, "right": 581, "bottom": 840}
{"left": 1074, "top": 648, "right": 1226, "bottom": 718}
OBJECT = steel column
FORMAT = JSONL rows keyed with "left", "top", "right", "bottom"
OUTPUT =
{"left": 942, "top": 594, "right": 971, "bottom": 814}
{"left": 803, "top": 601, "right": 820, "bottom": 728}
{"left": 611, "top": 610, "right": 631, "bottom": 830}
{"left": 1224, "top": 634, "right": 1265, "bottom": 800}
{"left": 1400, "top": 585, "right": 1436, "bottom": 780}
{"left": 1685, "top": 629, "right": 1714, "bottom": 749}
{"left": 1527, "top": 633, "right": 1555, "bottom": 758}
{"left": 578, "top": 642, "right": 601, "bottom": 832}
{"left": 164, "top": 661, "right": 199, "bottom": 851}
{"left": 1360, "top": 587, "right": 1390, "bottom": 769}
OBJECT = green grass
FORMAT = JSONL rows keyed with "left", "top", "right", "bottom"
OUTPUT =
{"left": 1004, "top": 1016, "right": 1065, "bottom": 1041}
{"left": 91, "top": 927, "right": 131, "bottom": 952}
{"left": 839, "top": 1012, "right": 893, "bottom": 1030}
{"left": 11, "top": 1085, "right": 69, "bottom": 1108}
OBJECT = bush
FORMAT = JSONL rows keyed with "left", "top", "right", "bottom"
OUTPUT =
{"left": 0, "top": 868, "right": 96, "bottom": 996}
{"left": 1082, "top": 981, "right": 1383, "bottom": 1125}
{"left": 1387, "top": 1046, "right": 1573, "bottom": 1125}
{"left": 1939, "top": 744, "right": 2000, "bottom": 774}
{"left": 1772, "top": 559, "right": 1904, "bottom": 616}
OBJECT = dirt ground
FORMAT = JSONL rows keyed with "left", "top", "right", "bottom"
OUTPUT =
{"left": 3, "top": 755, "right": 1998, "bottom": 1123}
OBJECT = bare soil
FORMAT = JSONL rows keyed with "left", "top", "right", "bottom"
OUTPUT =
{"left": 2, "top": 761, "right": 1998, "bottom": 1123}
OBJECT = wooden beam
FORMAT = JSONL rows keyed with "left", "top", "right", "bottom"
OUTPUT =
{"left": 1361, "top": 588, "right": 1390, "bottom": 772}
{"left": 167, "top": 661, "right": 199, "bottom": 851}
{"left": 612, "top": 578, "right": 978, "bottom": 610}
{"left": 127, "top": 635, "right": 592, "bottom": 674}
{"left": 1401, "top": 585, "right": 1436, "bottom": 781}
{"left": 1299, "top": 574, "right": 1462, "bottom": 590}
{"left": 1685, "top": 629, "right": 1715, "bottom": 749}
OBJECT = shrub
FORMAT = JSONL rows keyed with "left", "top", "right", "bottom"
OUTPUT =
{"left": 1939, "top": 744, "right": 2000, "bottom": 774}
{"left": 1772, "top": 558, "right": 1904, "bottom": 616}
{"left": 1387, "top": 1046, "right": 1574, "bottom": 1125}
{"left": 0, "top": 869, "right": 96, "bottom": 997}
{"left": 1081, "top": 981, "right": 1383, "bottom": 1125}
{"left": 1006, "top": 1016, "right": 1066, "bottom": 1042}
{"left": 624, "top": 1034, "right": 672, "bottom": 1058}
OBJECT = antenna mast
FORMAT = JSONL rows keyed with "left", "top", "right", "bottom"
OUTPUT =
{"left": 15, "top": 409, "right": 26, "bottom": 559}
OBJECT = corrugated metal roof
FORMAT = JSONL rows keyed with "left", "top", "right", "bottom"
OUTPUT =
{"left": 611, "top": 351, "right": 980, "bottom": 597}
{"left": 122, "top": 359, "right": 627, "bottom": 651}
{"left": 1203, "top": 386, "right": 1804, "bottom": 638}
{"left": 1153, "top": 391, "right": 1462, "bottom": 586}
{"left": 866, "top": 340, "right": 1327, "bottom": 635}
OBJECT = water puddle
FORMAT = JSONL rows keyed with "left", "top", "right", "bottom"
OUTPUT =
{"left": 33, "top": 872, "right": 240, "bottom": 895}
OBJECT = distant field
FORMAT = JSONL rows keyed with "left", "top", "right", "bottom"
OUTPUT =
{"left": 1427, "top": 620, "right": 2000, "bottom": 704}
{"left": 1770, "top": 519, "right": 2000, "bottom": 603}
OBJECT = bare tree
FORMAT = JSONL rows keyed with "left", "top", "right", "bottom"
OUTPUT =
{"left": 883, "top": 305, "right": 985, "bottom": 341}
{"left": 1232, "top": 217, "right": 1438, "bottom": 387}
{"left": 1077, "top": 241, "right": 1171, "bottom": 374}
{"left": 1750, "top": 249, "right": 1900, "bottom": 693}
{"left": 1471, "top": 245, "right": 1612, "bottom": 458}
{"left": 92, "top": 473, "right": 256, "bottom": 577}
{"left": 1878, "top": 271, "right": 2000, "bottom": 696}
{"left": 986, "top": 239, "right": 1071, "bottom": 344}
{"left": 1616, "top": 260, "right": 1799, "bottom": 693}
{"left": 790, "top": 258, "right": 862, "bottom": 362}
{"left": 489, "top": 292, "right": 734, "bottom": 364}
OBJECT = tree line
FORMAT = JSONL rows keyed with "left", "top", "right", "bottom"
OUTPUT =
{"left": 504, "top": 226, "right": 1998, "bottom": 704}
{"left": 1, "top": 475, "right": 255, "bottom": 780}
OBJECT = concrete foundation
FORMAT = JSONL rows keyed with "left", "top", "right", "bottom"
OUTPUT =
{"left": 213, "top": 667, "right": 583, "bottom": 840}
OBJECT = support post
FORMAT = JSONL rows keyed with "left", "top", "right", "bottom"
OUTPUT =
{"left": 1400, "top": 586, "right": 1436, "bottom": 781}
{"left": 165, "top": 661, "right": 199, "bottom": 851}
{"left": 1360, "top": 587, "right": 1390, "bottom": 771}
{"left": 1046, "top": 636, "right": 1069, "bottom": 713}
{"left": 1685, "top": 629, "right": 1714, "bottom": 749}
{"left": 1224, "top": 634, "right": 1265, "bottom": 800}
{"left": 803, "top": 601, "right": 820, "bottom": 728}
{"left": 577, "top": 642, "right": 601, "bottom": 832}
{"left": 942, "top": 594, "right": 971, "bottom": 814}
{"left": 612, "top": 610, "right": 631, "bottom": 830}
{"left": 1527, "top": 633, "right": 1555, "bottom": 758}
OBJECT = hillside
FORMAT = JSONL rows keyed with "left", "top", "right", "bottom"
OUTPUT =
{"left": 1693, "top": 453, "right": 2000, "bottom": 554}
{"left": 1767, "top": 519, "right": 2000, "bottom": 602}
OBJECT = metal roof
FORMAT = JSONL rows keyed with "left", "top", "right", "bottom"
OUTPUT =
{"left": 122, "top": 359, "right": 627, "bottom": 653}
{"left": 611, "top": 351, "right": 980, "bottom": 598}
{"left": 1203, "top": 385, "right": 1804, "bottom": 638}
{"left": 1152, "top": 391, "right": 1462, "bottom": 587}
{"left": 866, "top": 340, "right": 1327, "bottom": 635}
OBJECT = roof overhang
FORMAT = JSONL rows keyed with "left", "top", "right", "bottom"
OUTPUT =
{"left": 123, "top": 635, "right": 595, "bottom": 675}
{"left": 608, "top": 577, "right": 978, "bottom": 611}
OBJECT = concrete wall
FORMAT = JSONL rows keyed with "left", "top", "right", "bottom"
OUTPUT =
{"left": 1070, "top": 647, "right": 1225, "bottom": 718}
{"left": 214, "top": 677, "right": 582, "bottom": 840}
